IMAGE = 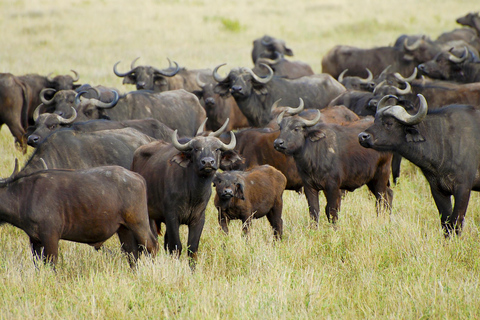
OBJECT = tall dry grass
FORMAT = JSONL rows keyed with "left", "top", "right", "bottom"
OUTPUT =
{"left": 1, "top": 0, "right": 480, "bottom": 318}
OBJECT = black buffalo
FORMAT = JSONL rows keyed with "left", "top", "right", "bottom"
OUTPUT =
{"left": 251, "top": 35, "right": 293, "bottom": 64}
{"left": 274, "top": 110, "right": 393, "bottom": 224}
{"left": 131, "top": 121, "right": 240, "bottom": 265}
{"left": 359, "top": 94, "right": 480, "bottom": 236}
{"left": 213, "top": 64, "right": 345, "bottom": 127}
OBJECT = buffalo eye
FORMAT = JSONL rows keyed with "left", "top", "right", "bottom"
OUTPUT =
{"left": 382, "top": 118, "right": 394, "bottom": 129}
{"left": 48, "top": 124, "right": 57, "bottom": 130}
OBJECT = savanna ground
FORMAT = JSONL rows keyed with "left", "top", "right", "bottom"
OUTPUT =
{"left": 1, "top": 0, "right": 480, "bottom": 318}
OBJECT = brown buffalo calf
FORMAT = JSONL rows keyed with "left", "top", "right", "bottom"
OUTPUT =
{"left": 213, "top": 165, "right": 287, "bottom": 239}
{"left": 0, "top": 164, "right": 158, "bottom": 268}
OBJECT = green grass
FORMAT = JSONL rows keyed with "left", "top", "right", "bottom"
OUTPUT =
{"left": 1, "top": 0, "right": 480, "bottom": 318}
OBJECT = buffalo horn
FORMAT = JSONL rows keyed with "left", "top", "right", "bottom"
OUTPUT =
{"left": 130, "top": 57, "right": 140, "bottom": 70}
{"left": 384, "top": 94, "right": 428, "bottom": 125}
{"left": 245, "top": 64, "right": 273, "bottom": 84}
{"left": 113, "top": 61, "right": 134, "bottom": 77}
{"left": 172, "top": 130, "right": 193, "bottom": 151}
{"left": 394, "top": 81, "right": 411, "bottom": 95}
{"left": 196, "top": 73, "right": 206, "bottom": 88}
{"left": 361, "top": 68, "right": 374, "bottom": 83}
{"left": 448, "top": 47, "right": 469, "bottom": 63}
{"left": 210, "top": 118, "right": 230, "bottom": 137}
{"left": 338, "top": 69, "right": 349, "bottom": 83}
{"left": 394, "top": 67, "right": 417, "bottom": 83}
{"left": 376, "top": 95, "right": 398, "bottom": 113}
{"left": 301, "top": 110, "right": 322, "bottom": 127}
{"left": 196, "top": 118, "right": 208, "bottom": 136}
{"left": 153, "top": 59, "right": 180, "bottom": 77}
{"left": 373, "top": 80, "right": 387, "bottom": 95}
{"left": 276, "top": 109, "right": 287, "bottom": 125}
{"left": 91, "top": 90, "right": 119, "bottom": 109}
{"left": 56, "top": 107, "right": 77, "bottom": 124}
{"left": 403, "top": 37, "right": 423, "bottom": 51}
{"left": 219, "top": 131, "right": 236, "bottom": 151}
{"left": 256, "top": 51, "right": 282, "bottom": 66}
{"left": 286, "top": 98, "right": 305, "bottom": 115}
{"left": 40, "top": 88, "right": 56, "bottom": 105}
{"left": 74, "top": 91, "right": 88, "bottom": 106}
{"left": 70, "top": 69, "right": 80, "bottom": 82}
{"left": 46, "top": 72, "right": 55, "bottom": 82}
{"left": 33, "top": 104, "right": 45, "bottom": 122}
{"left": 213, "top": 63, "right": 228, "bottom": 82}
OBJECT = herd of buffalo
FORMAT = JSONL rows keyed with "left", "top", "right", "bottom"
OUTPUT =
{"left": 1, "top": 11, "right": 480, "bottom": 269}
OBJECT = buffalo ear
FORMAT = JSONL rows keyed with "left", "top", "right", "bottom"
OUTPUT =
{"left": 404, "top": 126, "right": 425, "bottom": 142}
{"left": 122, "top": 76, "right": 136, "bottom": 85}
{"left": 214, "top": 84, "right": 231, "bottom": 97}
{"left": 235, "top": 182, "right": 245, "bottom": 200}
{"left": 309, "top": 130, "right": 326, "bottom": 142}
{"left": 171, "top": 152, "right": 192, "bottom": 168}
{"left": 252, "top": 83, "right": 268, "bottom": 95}
{"left": 220, "top": 150, "right": 245, "bottom": 170}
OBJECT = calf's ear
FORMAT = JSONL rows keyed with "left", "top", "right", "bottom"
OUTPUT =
{"left": 235, "top": 182, "right": 245, "bottom": 200}
{"left": 220, "top": 151, "right": 245, "bottom": 170}
{"left": 214, "top": 83, "right": 231, "bottom": 97}
{"left": 171, "top": 152, "right": 192, "bottom": 168}
{"left": 308, "top": 130, "right": 326, "bottom": 142}
{"left": 404, "top": 126, "right": 425, "bottom": 142}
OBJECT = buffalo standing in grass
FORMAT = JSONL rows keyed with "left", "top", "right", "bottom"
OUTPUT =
{"left": 213, "top": 165, "right": 287, "bottom": 239}
{"left": 0, "top": 163, "right": 158, "bottom": 268}
{"left": 359, "top": 94, "right": 480, "bottom": 236}
{"left": 131, "top": 120, "right": 240, "bottom": 265}
{"left": 274, "top": 110, "right": 393, "bottom": 224}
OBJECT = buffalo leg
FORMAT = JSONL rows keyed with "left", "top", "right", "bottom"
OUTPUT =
{"left": 451, "top": 187, "right": 472, "bottom": 236}
{"left": 304, "top": 186, "right": 320, "bottom": 225}
{"left": 391, "top": 153, "right": 402, "bottom": 184}
{"left": 367, "top": 180, "right": 393, "bottom": 215}
{"left": 266, "top": 200, "right": 283, "bottom": 240}
{"left": 323, "top": 186, "right": 342, "bottom": 223}
{"left": 165, "top": 220, "right": 182, "bottom": 258}
{"left": 217, "top": 208, "right": 229, "bottom": 234}
{"left": 430, "top": 185, "right": 454, "bottom": 237}
{"left": 30, "top": 239, "right": 45, "bottom": 267}
{"left": 117, "top": 226, "right": 139, "bottom": 268}
{"left": 187, "top": 216, "right": 206, "bottom": 270}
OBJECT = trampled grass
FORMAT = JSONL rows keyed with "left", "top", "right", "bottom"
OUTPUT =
{"left": 1, "top": 0, "right": 480, "bottom": 318}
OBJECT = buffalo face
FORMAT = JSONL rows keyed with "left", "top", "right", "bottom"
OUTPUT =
{"left": 46, "top": 70, "right": 80, "bottom": 90}
{"left": 359, "top": 94, "right": 428, "bottom": 150}
{"left": 418, "top": 47, "right": 469, "bottom": 80}
{"left": 213, "top": 64, "right": 273, "bottom": 99}
{"left": 213, "top": 172, "right": 245, "bottom": 201}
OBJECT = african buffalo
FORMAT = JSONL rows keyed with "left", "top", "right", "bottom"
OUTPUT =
{"left": 131, "top": 120, "right": 240, "bottom": 266}
{"left": 274, "top": 110, "right": 393, "bottom": 224}
{"left": 337, "top": 68, "right": 375, "bottom": 91}
{"left": 0, "top": 163, "right": 158, "bottom": 268}
{"left": 18, "top": 127, "right": 155, "bottom": 177}
{"left": 114, "top": 57, "right": 212, "bottom": 93}
{"left": 359, "top": 94, "right": 480, "bottom": 236}
{"left": 213, "top": 64, "right": 345, "bottom": 127}
{"left": 251, "top": 35, "right": 293, "bottom": 64}
{"left": 213, "top": 165, "right": 287, "bottom": 239}
{"left": 418, "top": 47, "right": 480, "bottom": 83}
{"left": 252, "top": 52, "right": 315, "bottom": 79}
{"left": 456, "top": 12, "right": 480, "bottom": 36}
{"left": 0, "top": 71, "right": 80, "bottom": 150}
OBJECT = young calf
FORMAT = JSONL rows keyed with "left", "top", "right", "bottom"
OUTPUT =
{"left": 0, "top": 163, "right": 158, "bottom": 268}
{"left": 213, "top": 165, "right": 287, "bottom": 239}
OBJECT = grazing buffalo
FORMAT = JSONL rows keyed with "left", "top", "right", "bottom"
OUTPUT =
{"left": 213, "top": 165, "right": 287, "bottom": 239}
{"left": 195, "top": 75, "right": 249, "bottom": 131}
{"left": 27, "top": 105, "right": 173, "bottom": 147}
{"left": 274, "top": 110, "right": 393, "bottom": 224}
{"left": 252, "top": 52, "right": 315, "bottom": 79}
{"left": 251, "top": 35, "right": 293, "bottom": 64}
{"left": 418, "top": 47, "right": 480, "bottom": 83}
{"left": 358, "top": 94, "right": 480, "bottom": 236}
{"left": 0, "top": 71, "right": 80, "bottom": 150}
{"left": 114, "top": 57, "right": 211, "bottom": 93}
{"left": 131, "top": 121, "right": 239, "bottom": 265}
{"left": 213, "top": 64, "right": 346, "bottom": 127}
{"left": 0, "top": 163, "right": 158, "bottom": 268}
{"left": 19, "top": 127, "right": 155, "bottom": 177}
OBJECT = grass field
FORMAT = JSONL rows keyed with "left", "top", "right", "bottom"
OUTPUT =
{"left": 1, "top": 0, "right": 480, "bottom": 318}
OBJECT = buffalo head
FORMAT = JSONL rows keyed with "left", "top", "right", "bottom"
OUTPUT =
{"left": 251, "top": 35, "right": 293, "bottom": 64}
{"left": 358, "top": 94, "right": 428, "bottom": 151}
{"left": 418, "top": 47, "right": 470, "bottom": 80}
{"left": 27, "top": 106, "right": 77, "bottom": 147}
{"left": 213, "top": 171, "right": 246, "bottom": 202}
{"left": 213, "top": 63, "right": 274, "bottom": 98}
{"left": 46, "top": 70, "right": 81, "bottom": 90}
{"left": 171, "top": 119, "right": 237, "bottom": 177}
{"left": 113, "top": 57, "right": 180, "bottom": 91}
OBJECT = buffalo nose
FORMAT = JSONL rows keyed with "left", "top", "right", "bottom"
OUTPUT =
{"left": 418, "top": 64, "right": 426, "bottom": 72}
{"left": 222, "top": 188, "right": 234, "bottom": 197}
{"left": 273, "top": 138, "right": 285, "bottom": 149}
{"left": 358, "top": 132, "right": 370, "bottom": 143}
{"left": 137, "top": 82, "right": 146, "bottom": 89}
{"left": 205, "top": 97, "right": 215, "bottom": 106}
{"left": 27, "top": 135, "right": 39, "bottom": 146}
{"left": 231, "top": 85, "right": 242, "bottom": 93}
{"left": 201, "top": 157, "right": 215, "bottom": 166}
